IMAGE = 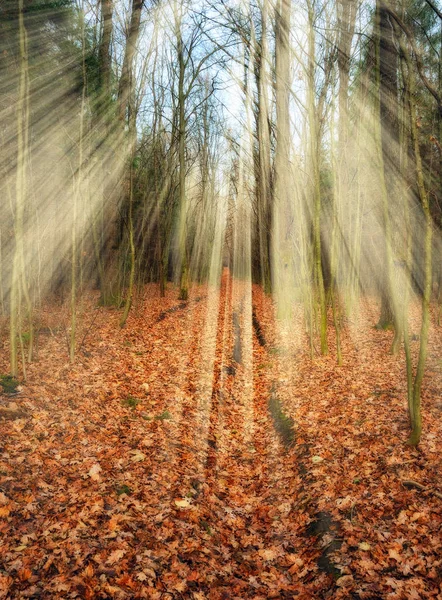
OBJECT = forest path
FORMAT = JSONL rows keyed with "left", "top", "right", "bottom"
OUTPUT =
{"left": 186, "top": 269, "right": 309, "bottom": 595}
{"left": 146, "top": 268, "right": 311, "bottom": 596}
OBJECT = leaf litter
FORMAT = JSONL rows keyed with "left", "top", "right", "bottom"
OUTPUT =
{"left": 0, "top": 273, "right": 441, "bottom": 599}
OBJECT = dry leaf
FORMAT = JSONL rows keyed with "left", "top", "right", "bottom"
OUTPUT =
{"left": 107, "top": 549, "right": 127, "bottom": 565}
{"left": 130, "top": 450, "right": 146, "bottom": 462}
{"left": 358, "top": 542, "right": 371, "bottom": 551}
{"left": 336, "top": 575, "right": 354, "bottom": 587}
{"left": 88, "top": 463, "right": 102, "bottom": 481}
{"left": 311, "top": 455, "right": 323, "bottom": 463}
{"left": 258, "top": 548, "right": 277, "bottom": 561}
{"left": 174, "top": 499, "right": 191, "bottom": 509}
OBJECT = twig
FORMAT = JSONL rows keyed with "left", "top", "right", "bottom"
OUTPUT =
{"left": 402, "top": 479, "right": 442, "bottom": 500}
{"left": 78, "top": 307, "right": 101, "bottom": 353}
{"left": 402, "top": 479, "right": 426, "bottom": 491}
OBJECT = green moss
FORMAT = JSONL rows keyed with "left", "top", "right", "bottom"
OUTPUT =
{"left": 0, "top": 375, "right": 20, "bottom": 395}
{"left": 116, "top": 484, "right": 132, "bottom": 496}
{"left": 155, "top": 410, "right": 171, "bottom": 421}
{"left": 20, "top": 332, "right": 31, "bottom": 344}
{"left": 200, "top": 519, "right": 213, "bottom": 535}
{"left": 122, "top": 396, "right": 140, "bottom": 409}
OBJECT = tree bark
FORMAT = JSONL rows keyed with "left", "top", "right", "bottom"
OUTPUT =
{"left": 254, "top": 0, "right": 272, "bottom": 294}
{"left": 376, "top": 0, "right": 400, "bottom": 337}
{"left": 119, "top": 0, "right": 143, "bottom": 326}
{"left": 273, "top": 0, "right": 293, "bottom": 318}
{"left": 394, "top": 19, "right": 433, "bottom": 446}
{"left": 10, "top": 0, "right": 31, "bottom": 376}
{"left": 307, "top": 0, "right": 328, "bottom": 354}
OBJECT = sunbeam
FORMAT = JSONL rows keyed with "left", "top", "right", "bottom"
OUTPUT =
{"left": 1, "top": 0, "right": 442, "bottom": 596}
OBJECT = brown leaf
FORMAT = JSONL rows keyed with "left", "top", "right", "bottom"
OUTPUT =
{"left": 106, "top": 549, "right": 126, "bottom": 565}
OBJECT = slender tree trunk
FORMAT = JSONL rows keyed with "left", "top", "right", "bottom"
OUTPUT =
{"left": 150, "top": 33, "right": 165, "bottom": 297}
{"left": 10, "top": 0, "right": 30, "bottom": 376}
{"left": 120, "top": 145, "right": 136, "bottom": 326}
{"left": 376, "top": 0, "right": 400, "bottom": 338}
{"left": 99, "top": 0, "right": 113, "bottom": 99}
{"left": 70, "top": 4, "right": 87, "bottom": 360}
{"left": 273, "top": 0, "right": 293, "bottom": 318}
{"left": 254, "top": 0, "right": 272, "bottom": 294}
{"left": 332, "top": 0, "right": 357, "bottom": 362}
{"left": 397, "top": 30, "right": 414, "bottom": 432}
{"left": 330, "top": 100, "right": 342, "bottom": 365}
{"left": 374, "top": 1, "right": 396, "bottom": 354}
{"left": 397, "top": 28, "right": 433, "bottom": 446}
{"left": 118, "top": 0, "right": 143, "bottom": 124}
{"left": 307, "top": 0, "right": 328, "bottom": 354}
{"left": 118, "top": 0, "right": 143, "bottom": 326}
{"left": 175, "top": 4, "right": 189, "bottom": 301}
{"left": 95, "top": 0, "right": 119, "bottom": 305}
{"left": 438, "top": 20, "right": 442, "bottom": 319}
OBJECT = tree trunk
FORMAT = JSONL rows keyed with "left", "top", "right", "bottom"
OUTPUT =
{"left": 118, "top": 0, "right": 143, "bottom": 326}
{"left": 273, "top": 0, "right": 293, "bottom": 318}
{"left": 307, "top": 0, "right": 328, "bottom": 354}
{"left": 376, "top": 0, "right": 400, "bottom": 338}
{"left": 254, "top": 0, "right": 272, "bottom": 294}
{"left": 99, "top": 0, "right": 113, "bottom": 98}
{"left": 10, "top": 0, "right": 31, "bottom": 376}
{"left": 118, "top": 0, "right": 143, "bottom": 124}
{"left": 175, "top": 3, "right": 189, "bottom": 301}
{"left": 395, "top": 23, "right": 433, "bottom": 446}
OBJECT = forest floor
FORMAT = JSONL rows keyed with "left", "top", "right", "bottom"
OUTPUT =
{"left": 0, "top": 269, "right": 441, "bottom": 600}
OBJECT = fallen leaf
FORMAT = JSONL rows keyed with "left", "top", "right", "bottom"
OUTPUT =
{"left": 130, "top": 450, "right": 146, "bottom": 462}
{"left": 358, "top": 542, "right": 371, "bottom": 551}
{"left": 258, "top": 548, "right": 278, "bottom": 561}
{"left": 107, "top": 549, "right": 126, "bottom": 565}
{"left": 388, "top": 548, "right": 402, "bottom": 562}
{"left": 83, "top": 564, "right": 94, "bottom": 578}
{"left": 336, "top": 575, "right": 354, "bottom": 587}
{"left": 311, "top": 455, "right": 323, "bottom": 463}
{"left": 18, "top": 568, "right": 32, "bottom": 582}
{"left": 88, "top": 463, "right": 102, "bottom": 481}
{"left": 174, "top": 499, "right": 191, "bottom": 509}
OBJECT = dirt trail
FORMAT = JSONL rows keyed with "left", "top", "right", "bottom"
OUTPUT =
{"left": 181, "top": 272, "right": 310, "bottom": 596}
{"left": 131, "top": 270, "right": 313, "bottom": 596}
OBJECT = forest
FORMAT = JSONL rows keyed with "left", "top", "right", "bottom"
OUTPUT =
{"left": 0, "top": 0, "right": 441, "bottom": 597}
